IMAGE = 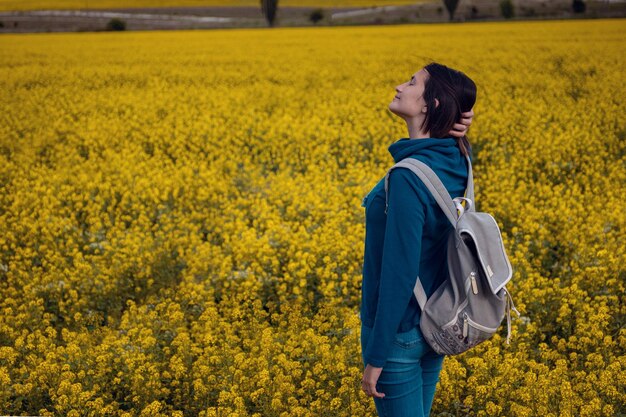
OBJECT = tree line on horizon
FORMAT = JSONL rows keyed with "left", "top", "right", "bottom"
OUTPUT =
{"left": 259, "top": 0, "right": 471, "bottom": 26}
{"left": 259, "top": 0, "right": 588, "bottom": 26}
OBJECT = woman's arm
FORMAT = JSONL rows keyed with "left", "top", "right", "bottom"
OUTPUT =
{"left": 362, "top": 167, "right": 428, "bottom": 368}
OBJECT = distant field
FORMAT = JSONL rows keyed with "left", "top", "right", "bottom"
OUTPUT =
{"left": 0, "top": 0, "right": 432, "bottom": 11}
{"left": 1, "top": 18, "right": 624, "bottom": 417}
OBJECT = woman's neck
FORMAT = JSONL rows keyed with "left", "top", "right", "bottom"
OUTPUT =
{"left": 406, "top": 118, "right": 429, "bottom": 139}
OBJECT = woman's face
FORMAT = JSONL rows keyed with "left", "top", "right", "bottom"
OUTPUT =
{"left": 388, "top": 68, "right": 429, "bottom": 119}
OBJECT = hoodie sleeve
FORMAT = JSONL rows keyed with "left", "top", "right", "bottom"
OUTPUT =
{"left": 363, "top": 167, "right": 429, "bottom": 368}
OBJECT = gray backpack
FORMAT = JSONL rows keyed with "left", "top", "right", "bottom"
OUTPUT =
{"left": 384, "top": 156, "right": 520, "bottom": 355}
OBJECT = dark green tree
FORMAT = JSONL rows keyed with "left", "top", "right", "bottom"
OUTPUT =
{"left": 260, "top": 0, "right": 279, "bottom": 27}
{"left": 309, "top": 8, "right": 324, "bottom": 24}
{"left": 105, "top": 18, "right": 126, "bottom": 31}
{"left": 442, "top": 0, "right": 460, "bottom": 21}
{"left": 572, "top": 0, "right": 586, "bottom": 13}
{"left": 500, "top": 0, "right": 515, "bottom": 18}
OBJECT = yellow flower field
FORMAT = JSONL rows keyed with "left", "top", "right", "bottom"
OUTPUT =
{"left": 0, "top": 0, "right": 431, "bottom": 12}
{"left": 0, "top": 19, "right": 624, "bottom": 416}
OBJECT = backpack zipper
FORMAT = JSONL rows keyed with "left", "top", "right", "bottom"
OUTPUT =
{"left": 470, "top": 271, "right": 478, "bottom": 294}
{"left": 463, "top": 312, "right": 499, "bottom": 333}
{"left": 442, "top": 298, "right": 470, "bottom": 329}
{"left": 463, "top": 315, "right": 469, "bottom": 338}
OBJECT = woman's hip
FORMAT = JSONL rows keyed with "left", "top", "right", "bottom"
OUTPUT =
{"left": 360, "top": 323, "right": 444, "bottom": 368}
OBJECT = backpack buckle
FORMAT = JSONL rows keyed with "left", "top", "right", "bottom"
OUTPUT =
{"left": 453, "top": 197, "right": 473, "bottom": 217}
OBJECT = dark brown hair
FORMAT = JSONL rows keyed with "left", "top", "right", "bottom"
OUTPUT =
{"left": 420, "top": 62, "right": 477, "bottom": 158}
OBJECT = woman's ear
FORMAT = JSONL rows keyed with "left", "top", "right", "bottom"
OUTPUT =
{"left": 423, "top": 98, "right": 440, "bottom": 113}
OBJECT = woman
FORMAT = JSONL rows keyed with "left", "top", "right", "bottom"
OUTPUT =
{"left": 360, "top": 62, "right": 477, "bottom": 417}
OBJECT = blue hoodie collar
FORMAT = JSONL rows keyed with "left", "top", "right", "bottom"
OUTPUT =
{"left": 388, "top": 137, "right": 459, "bottom": 163}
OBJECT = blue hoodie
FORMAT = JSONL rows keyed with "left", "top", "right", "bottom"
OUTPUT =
{"left": 360, "top": 137, "right": 470, "bottom": 368}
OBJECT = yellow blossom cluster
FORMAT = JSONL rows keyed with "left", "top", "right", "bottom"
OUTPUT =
{"left": 0, "top": 18, "right": 624, "bottom": 416}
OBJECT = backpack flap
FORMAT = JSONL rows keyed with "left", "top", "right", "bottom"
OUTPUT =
{"left": 457, "top": 212, "right": 513, "bottom": 295}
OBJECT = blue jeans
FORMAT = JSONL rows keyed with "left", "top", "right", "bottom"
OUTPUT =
{"left": 361, "top": 323, "right": 445, "bottom": 417}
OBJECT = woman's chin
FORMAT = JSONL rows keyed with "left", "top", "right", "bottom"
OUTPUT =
{"left": 388, "top": 105, "right": 402, "bottom": 118}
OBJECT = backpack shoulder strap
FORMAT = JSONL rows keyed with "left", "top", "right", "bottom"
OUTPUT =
{"left": 383, "top": 154, "right": 475, "bottom": 312}
{"left": 385, "top": 158, "right": 457, "bottom": 225}
{"left": 384, "top": 155, "right": 475, "bottom": 225}
{"left": 464, "top": 154, "right": 475, "bottom": 204}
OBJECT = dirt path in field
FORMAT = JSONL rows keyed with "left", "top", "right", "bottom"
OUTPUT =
{"left": 0, "top": 1, "right": 624, "bottom": 33}
{"left": 0, "top": 6, "right": 284, "bottom": 32}
{"left": 2, "top": 5, "right": 419, "bottom": 33}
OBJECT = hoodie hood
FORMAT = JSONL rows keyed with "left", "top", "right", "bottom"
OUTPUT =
{"left": 388, "top": 137, "right": 470, "bottom": 189}
{"left": 388, "top": 137, "right": 460, "bottom": 163}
